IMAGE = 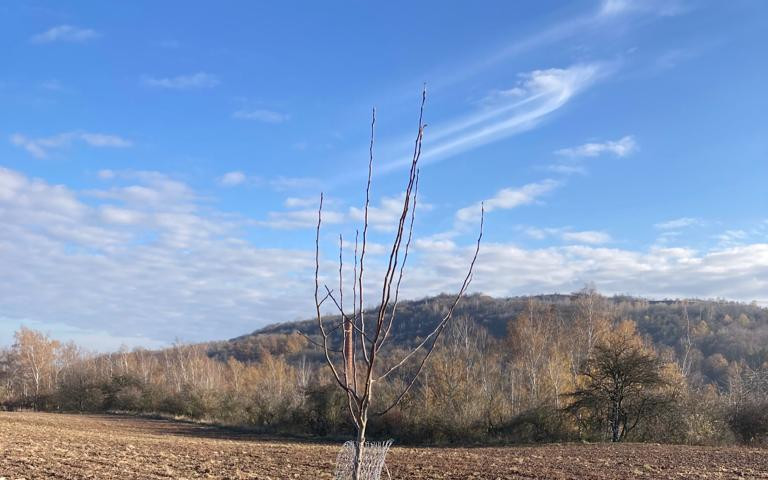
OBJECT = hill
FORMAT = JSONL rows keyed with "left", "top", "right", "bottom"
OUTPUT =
{"left": 207, "top": 292, "right": 768, "bottom": 387}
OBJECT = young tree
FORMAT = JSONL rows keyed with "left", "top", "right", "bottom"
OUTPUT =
{"left": 13, "top": 327, "right": 60, "bottom": 410}
{"left": 566, "top": 320, "right": 668, "bottom": 442}
{"left": 313, "top": 89, "right": 483, "bottom": 479}
{"left": 508, "top": 299, "right": 556, "bottom": 406}
{"left": 565, "top": 287, "right": 610, "bottom": 384}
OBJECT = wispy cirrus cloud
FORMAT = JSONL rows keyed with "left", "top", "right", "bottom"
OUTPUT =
{"left": 10, "top": 132, "right": 132, "bottom": 158}
{"left": 556, "top": 135, "right": 637, "bottom": 157}
{"left": 31, "top": 25, "right": 99, "bottom": 44}
{"left": 380, "top": 63, "right": 609, "bottom": 173}
{"left": 654, "top": 217, "right": 705, "bottom": 230}
{"left": 456, "top": 179, "right": 560, "bottom": 223}
{"left": 141, "top": 72, "right": 219, "bottom": 90}
{"left": 546, "top": 163, "right": 588, "bottom": 176}
{"left": 599, "top": 0, "right": 689, "bottom": 18}
{"left": 233, "top": 109, "right": 289, "bottom": 124}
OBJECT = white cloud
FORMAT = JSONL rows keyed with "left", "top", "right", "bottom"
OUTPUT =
{"left": 456, "top": 179, "right": 560, "bottom": 223}
{"left": 414, "top": 237, "right": 457, "bottom": 252}
{"left": 522, "top": 226, "right": 612, "bottom": 245}
{"left": 100, "top": 205, "right": 145, "bottom": 225}
{"left": 219, "top": 171, "right": 247, "bottom": 187}
{"left": 401, "top": 242, "right": 768, "bottom": 307}
{"left": 1, "top": 165, "right": 766, "bottom": 349}
{"left": 31, "top": 25, "right": 99, "bottom": 44}
{"left": 522, "top": 226, "right": 561, "bottom": 240}
{"left": 562, "top": 230, "right": 613, "bottom": 245}
{"left": 264, "top": 192, "right": 427, "bottom": 232}
{"left": 715, "top": 229, "right": 748, "bottom": 246}
{"left": 87, "top": 172, "right": 197, "bottom": 210}
{"left": 654, "top": 217, "right": 705, "bottom": 230}
{"left": 348, "top": 193, "right": 431, "bottom": 232}
{"left": 10, "top": 132, "right": 132, "bottom": 158}
{"left": 0, "top": 166, "right": 316, "bottom": 347}
{"left": 80, "top": 133, "right": 132, "bottom": 148}
{"left": 141, "top": 73, "right": 219, "bottom": 89}
{"left": 556, "top": 135, "right": 637, "bottom": 157}
{"left": 261, "top": 208, "right": 344, "bottom": 229}
{"left": 233, "top": 109, "right": 289, "bottom": 124}
{"left": 285, "top": 196, "right": 319, "bottom": 208}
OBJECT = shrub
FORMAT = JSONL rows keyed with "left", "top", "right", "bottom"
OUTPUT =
{"left": 729, "top": 401, "right": 768, "bottom": 445}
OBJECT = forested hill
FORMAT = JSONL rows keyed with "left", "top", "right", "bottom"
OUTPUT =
{"left": 207, "top": 293, "right": 768, "bottom": 381}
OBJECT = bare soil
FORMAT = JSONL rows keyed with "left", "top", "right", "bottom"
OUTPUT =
{"left": 1, "top": 412, "right": 766, "bottom": 479}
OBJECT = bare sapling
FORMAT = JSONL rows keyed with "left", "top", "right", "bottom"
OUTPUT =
{"left": 312, "top": 88, "right": 483, "bottom": 479}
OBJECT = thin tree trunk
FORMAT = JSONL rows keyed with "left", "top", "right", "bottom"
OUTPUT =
{"left": 354, "top": 420, "right": 367, "bottom": 480}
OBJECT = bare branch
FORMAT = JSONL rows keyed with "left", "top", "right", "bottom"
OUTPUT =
{"left": 375, "top": 203, "right": 484, "bottom": 414}
{"left": 296, "top": 329, "right": 343, "bottom": 353}
{"left": 324, "top": 285, "right": 375, "bottom": 344}
{"left": 380, "top": 168, "right": 419, "bottom": 347}
{"left": 371, "top": 87, "right": 426, "bottom": 357}
{"left": 352, "top": 229, "right": 360, "bottom": 392}
{"left": 315, "top": 192, "right": 359, "bottom": 400}
{"left": 357, "top": 108, "right": 375, "bottom": 367}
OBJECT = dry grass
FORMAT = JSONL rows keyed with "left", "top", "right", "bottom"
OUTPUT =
{"left": 0, "top": 412, "right": 766, "bottom": 479}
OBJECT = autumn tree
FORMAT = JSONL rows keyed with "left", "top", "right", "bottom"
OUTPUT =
{"left": 418, "top": 316, "right": 505, "bottom": 438}
{"left": 565, "top": 287, "right": 611, "bottom": 384}
{"left": 507, "top": 299, "right": 557, "bottom": 406}
{"left": 13, "top": 327, "right": 60, "bottom": 409}
{"left": 566, "top": 320, "right": 669, "bottom": 442}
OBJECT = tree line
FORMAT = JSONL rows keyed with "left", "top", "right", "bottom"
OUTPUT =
{"left": 1, "top": 289, "right": 767, "bottom": 446}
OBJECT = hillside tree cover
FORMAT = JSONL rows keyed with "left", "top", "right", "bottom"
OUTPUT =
{"left": 2, "top": 291, "right": 768, "bottom": 447}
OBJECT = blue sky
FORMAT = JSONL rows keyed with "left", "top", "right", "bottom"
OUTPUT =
{"left": 1, "top": 1, "right": 766, "bottom": 350}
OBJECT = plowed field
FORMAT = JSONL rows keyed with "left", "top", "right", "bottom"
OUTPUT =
{"left": 1, "top": 412, "right": 766, "bottom": 479}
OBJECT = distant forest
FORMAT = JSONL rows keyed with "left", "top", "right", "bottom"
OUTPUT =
{"left": 2, "top": 290, "right": 768, "bottom": 445}
{"left": 213, "top": 292, "right": 768, "bottom": 389}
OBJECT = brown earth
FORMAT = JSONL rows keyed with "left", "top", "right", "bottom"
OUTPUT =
{"left": 0, "top": 412, "right": 766, "bottom": 479}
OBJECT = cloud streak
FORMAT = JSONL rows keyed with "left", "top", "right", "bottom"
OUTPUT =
{"left": 456, "top": 179, "right": 560, "bottom": 223}
{"left": 31, "top": 25, "right": 99, "bottom": 44}
{"left": 556, "top": 135, "right": 637, "bottom": 157}
{"left": 233, "top": 109, "right": 289, "bottom": 123}
{"left": 141, "top": 73, "right": 219, "bottom": 89}
{"left": 380, "top": 63, "right": 608, "bottom": 173}
{"left": 655, "top": 217, "right": 705, "bottom": 230}
{"left": 10, "top": 132, "right": 132, "bottom": 158}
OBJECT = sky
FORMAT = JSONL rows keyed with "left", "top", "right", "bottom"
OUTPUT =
{"left": 1, "top": 1, "right": 767, "bottom": 350}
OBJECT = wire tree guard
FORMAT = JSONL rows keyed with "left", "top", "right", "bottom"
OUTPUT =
{"left": 334, "top": 439, "right": 393, "bottom": 480}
